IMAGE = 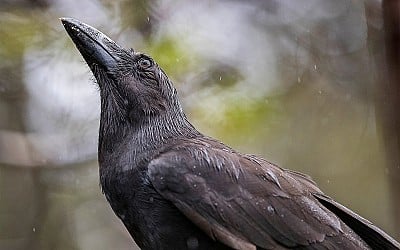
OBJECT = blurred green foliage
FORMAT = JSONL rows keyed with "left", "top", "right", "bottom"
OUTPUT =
{"left": 146, "top": 37, "right": 195, "bottom": 78}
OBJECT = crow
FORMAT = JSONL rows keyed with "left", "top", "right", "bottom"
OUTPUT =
{"left": 61, "top": 17, "right": 400, "bottom": 250}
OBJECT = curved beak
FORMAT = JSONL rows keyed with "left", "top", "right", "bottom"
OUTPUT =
{"left": 60, "top": 17, "right": 121, "bottom": 71}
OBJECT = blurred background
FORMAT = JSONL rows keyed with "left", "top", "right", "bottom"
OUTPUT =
{"left": 1, "top": 0, "right": 399, "bottom": 249}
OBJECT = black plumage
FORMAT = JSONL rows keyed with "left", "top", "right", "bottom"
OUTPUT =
{"left": 61, "top": 17, "right": 400, "bottom": 250}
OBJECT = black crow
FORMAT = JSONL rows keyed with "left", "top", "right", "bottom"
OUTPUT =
{"left": 61, "top": 17, "right": 400, "bottom": 250}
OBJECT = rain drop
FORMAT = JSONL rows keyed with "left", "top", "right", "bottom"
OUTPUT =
{"left": 32, "top": 227, "right": 36, "bottom": 232}
{"left": 187, "top": 236, "right": 199, "bottom": 249}
{"left": 267, "top": 206, "right": 274, "bottom": 213}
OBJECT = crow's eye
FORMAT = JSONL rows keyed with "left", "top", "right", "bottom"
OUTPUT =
{"left": 138, "top": 58, "right": 152, "bottom": 69}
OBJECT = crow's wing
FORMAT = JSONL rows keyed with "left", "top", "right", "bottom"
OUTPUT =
{"left": 147, "top": 139, "right": 381, "bottom": 249}
{"left": 313, "top": 193, "right": 400, "bottom": 250}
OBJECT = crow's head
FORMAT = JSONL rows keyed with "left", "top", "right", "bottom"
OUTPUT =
{"left": 61, "top": 18, "right": 181, "bottom": 126}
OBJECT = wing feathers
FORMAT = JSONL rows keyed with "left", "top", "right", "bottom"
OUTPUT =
{"left": 147, "top": 140, "right": 396, "bottom": 249}
{"left": 314, "top": 193, "right": 400, "bottom": 250}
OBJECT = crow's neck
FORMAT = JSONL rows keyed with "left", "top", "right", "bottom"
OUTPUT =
{"left": 98, "top": 108, "right": 200, "bottom": 165}
{"left": 132, "top": 110, "right": 199, "bottom": 150}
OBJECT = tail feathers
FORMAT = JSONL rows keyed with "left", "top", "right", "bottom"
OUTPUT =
{"left": 314, "top": 193, "right": 400, "bottom": 250}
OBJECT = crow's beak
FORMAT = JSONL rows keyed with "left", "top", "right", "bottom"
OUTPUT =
{"left": 61, "top": 17, "right": 121, "bottom": 71}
